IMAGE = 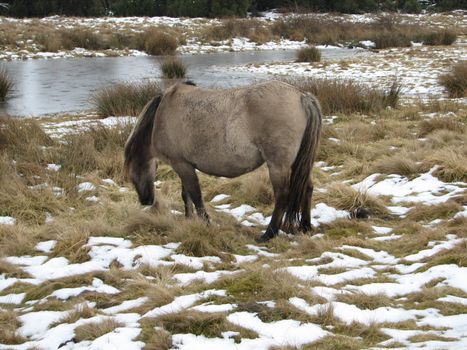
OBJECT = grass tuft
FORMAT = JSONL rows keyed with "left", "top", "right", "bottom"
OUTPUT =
{"left": 296, "top": 46, "right": 321, "bottom": 62}
{"left": 140, "top": 29, "right": 178, "bottom": 56}
{"left": 74, "top": 319, "right": 123, "bottom": 342}
{"left": 439, "top": 61, "right": 467, "bottom": 98}
{"left": 92, "top": 81, "right": 161, "bottom": 117}
{"left": 0, "top": 67, "right": 13, "bottom": 101}
{"left": 160, "top": 57, "right": 187, "bottom": 79}
{"left": 285, "top": 77, "right": 399, "bottom": 115}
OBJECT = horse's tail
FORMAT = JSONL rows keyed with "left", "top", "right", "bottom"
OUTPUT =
{"left": 284, "top": 93, "right": 322, "bottom": 228}
{"left": 124, "top": 95, "right": 162, "bottom": 179}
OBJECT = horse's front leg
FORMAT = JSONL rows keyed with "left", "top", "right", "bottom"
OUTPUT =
{"left": 173, "top": 162, "right": 210, "bottom": 223}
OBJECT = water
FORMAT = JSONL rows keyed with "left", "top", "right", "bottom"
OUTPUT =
{"left": 0, "top": 48, "right": 366, "bottom": 116}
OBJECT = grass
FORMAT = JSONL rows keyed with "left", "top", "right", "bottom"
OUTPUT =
{"left": 0, "top": 85, "right": 466, "bottom": 348}
{"left": 296, "top": 46, "right": 321, "bottom": 62}
{"left": 316, "top": 183, "right": 389, "bottom": 219}
{"left": 92, "top": 81, "right": 162, "bottom": 117}
{"left": 0, "top": 67, "right": 13, "bottom": 102}
{"left": 0, "top": 310, "right": 25, "bottom": 345}
{"left": 140, "top": 29, "right": 178, "bottom": 56}
{"left": 160, "top": 57, "right": 187, "bottom": 79}
{"left": 284, "top": 77, "right": 400, "bottom": 115}
{"left": 439, "top": 61, "right": 467, "bottom": 98}
{"left": 74, "top": 319, "right": 124, "bottom": 341}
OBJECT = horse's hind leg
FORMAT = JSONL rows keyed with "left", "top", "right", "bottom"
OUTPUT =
{"left": 172, "top": 162, "right": 209, "bottom": 222}
{"left": 299, "top": 179, "right": 313, "bottom": 232}
{"left": 257, "top": 165, "right": 290, "bottom": 243}
{"left": 182, "top": 185, "right": 194, "bottom": 217}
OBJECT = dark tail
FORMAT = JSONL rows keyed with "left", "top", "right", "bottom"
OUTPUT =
{"left": 284, "top": 93, "right": 322, "bottom": 227}
{"left": 124, "top": 95, "right": 162, "bottom": 179}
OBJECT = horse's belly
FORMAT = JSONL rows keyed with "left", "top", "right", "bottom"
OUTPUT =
{"left": 194, "top": 146, "right": 264, "bottom": 178}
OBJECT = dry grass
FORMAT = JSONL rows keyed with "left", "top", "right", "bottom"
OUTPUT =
{"left": 439, "top": 61, "right": 467, "bottom": 98}
{"left": 317, "top": 183, "right": 389, "bottom": 219}
{"left": 0, "top": 310, "right": 25, "bottom": 345}
{"left": 0, "top": 67, "right": 13, "bottom": 101}
{"left": 284, "top": 77, "right": 400, "bottom": 115}
{"left": 160, "top": 57, "right": 187, "bottom": 79}
{"left": 336, "top": 292, "right": 393, "bottom": 310}
{"left": 296, "top": 46, "right": 321, "bottom": 62}
{"left": 407, "top": 201, "right": 463, "bottom": 221}
{"left": 92, "top": 81, "right": 161, "bottom": 117}
{"left": 426, "top": 148, "right": 467, "bottom": 182}
{"left": 74, "top": 319, "right": 124, "bottom": 342}
{"left": 139, "top": 29, "right": 178, "bottom": 56}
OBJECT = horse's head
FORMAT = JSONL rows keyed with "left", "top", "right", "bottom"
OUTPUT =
{"left": 126, "top": 158, "right": 157, "bottom": 206}
{"left": 123, "top": 95, "right": 162, "bottom": 207}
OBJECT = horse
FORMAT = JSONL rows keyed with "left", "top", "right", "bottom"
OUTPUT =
{"left": 124, "top": 80, "right": 322, "bottom": 242}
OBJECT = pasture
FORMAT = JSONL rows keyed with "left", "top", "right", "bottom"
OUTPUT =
{"left": 0, "top": 9, "right": 466, "bottom": 350}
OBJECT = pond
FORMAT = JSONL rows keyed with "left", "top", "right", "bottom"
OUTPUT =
{"left": 0, "top": 48, "right": 367, "bottom": 117}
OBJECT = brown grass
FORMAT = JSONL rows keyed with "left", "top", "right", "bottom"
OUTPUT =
{"left": 284, "top": 77, "right": 400, "bottom": 115}
{"left": 160, "top": 57, "right": 187, "bottom": 79}
{"left": 0, "top": 310, "right": 25, "bottom": 345}
{"left": 74, "top": 319, "right": 124, "bottom": 341}
{"left": 296, "top": 46, "right": 321, "bottom": 62}
{"left": 0, "top": 66, "right": 13, "bottom": 101}
{"left": 439, "top": 61, "right": 467, "bottom": 98}
{"left": 140, "top": 29, "right": 178, "bottom": 56}
{"left": 317, "top": 183, "right": 389, "bottom": 219}
{"left": 92, "top": 81, "right": 162, "bottom": 117}
{"left": 426, "top": 148, "right": 467, "bottom": 182}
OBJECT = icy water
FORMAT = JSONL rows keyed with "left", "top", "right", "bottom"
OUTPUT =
{"left": 1, "top": 48, "right": 366, "bottom": 116}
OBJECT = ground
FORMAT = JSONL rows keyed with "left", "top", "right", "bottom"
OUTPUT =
{"left": 1, "top": 10, "right": 467, "bottom": 350}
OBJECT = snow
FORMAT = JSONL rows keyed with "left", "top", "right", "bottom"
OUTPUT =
{"left": 210, "top": 194, "right": 230, "bottom": 203}
{"left": 353, "top": 167, "right": 466, "bottom": 206}
{"left": 143, "top": 290, "right": 226, "bottom": 318}
{"left": 438, "top": 295, "right": 467, "bottom": 306}
{"left": 191, "top": 302, "right": 237, "bottom": 313}
{"left": 372, "top": 226, "right": 393, "bottom": 235}
{"left": 51, "top": 278, "right": 120, "bottom": 300}
{"left": 18, "top": 310, "right": 69, "bottom": 338}
{"left": 35, "top": 240, "right": 57, "bottom": 253}
{"left": 290, "top": 298, "right": 433, "bottom": 325}
{"left": 403, "top": 235, "right": 462, "bottom": 262}
{"left": 5, "top": 255, "right": 48, "bottom": 266}
{"left": 77, "top": 182, "right": 96, "bottom": 192}
{"left": 0, "top": 292, "right": 26, "bottom": 304}
{"left": 170, "top": 254, "right": 222, "bottom": 270}
{"left": 0, "top": 216, "right": 16, "bottom": 225}
{"left": 310, "top": 203, "right": 350, "bottom": 226}
{"left": 173, "top": 270, "right": 237, "bottom": 286}
{"left": 102, "top": 297, "right": 149, "bottom": 314}
{"left": 227, "top": 311, "right": 328, "bottom": 346}
{"left": 46, "top": 163, "right": 61, "bottom": 171}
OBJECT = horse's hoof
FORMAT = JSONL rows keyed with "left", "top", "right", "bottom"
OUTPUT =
{"left": 255, "top": 231, "right": 276, "bottom": 243}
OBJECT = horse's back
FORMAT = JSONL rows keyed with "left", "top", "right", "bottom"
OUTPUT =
{"left": 152, "top": 81, "right": 311, "bottom": 176}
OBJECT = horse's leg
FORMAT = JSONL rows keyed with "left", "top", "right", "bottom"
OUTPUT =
{"left": 299, "top": 178, "right": 313, "bottom": 232}
{"left": 181, "top": 184, "right": 194, "bottom": 218}
{"left": 257, "top": 165, "right": 290, "bottom": 243}
{"left": 172, "top": 162, "right": 210, "bottom": 222}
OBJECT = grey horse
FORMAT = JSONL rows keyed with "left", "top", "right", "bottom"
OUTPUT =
{"left": 124, "top": 80, "right": 322, "bottom": 242}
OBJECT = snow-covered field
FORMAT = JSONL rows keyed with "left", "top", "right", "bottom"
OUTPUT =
{"left": 0, "top": 10, "right": 466, "bottom": 59}
{"left": 0, "top": 9, "right": 466, "bottom": 350}
{"left": 1, "top": 98, "right": 466, "bottom": 349}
